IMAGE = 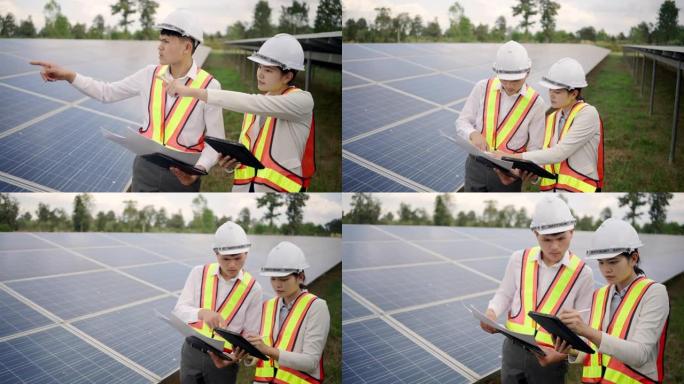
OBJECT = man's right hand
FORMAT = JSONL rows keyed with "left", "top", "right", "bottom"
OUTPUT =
{"left": 30, "top": 61, "right": 76, "bottom": 83}
{"left": 469, "top": 131, "right": 487, "bottom": 151}
{"left": 198, "top": 309, "right": 224, "bottom": 330}
{"left": 479, "top": 308, "right": 498, "bottom": 334}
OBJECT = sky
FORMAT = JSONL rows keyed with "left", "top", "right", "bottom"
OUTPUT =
{"left": 10, "top": 193, "right": 342, "bottom": 225}
{"left": 341, "top": 193, "right": 684, "bottom": 226}
{"left": 0, "top": 0, "right": 323, "bottom": 35}
{"left": 342, "top": 0, "right": 684, "bottom": 36}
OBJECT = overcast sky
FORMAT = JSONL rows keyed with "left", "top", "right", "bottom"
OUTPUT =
{"left": 10, "top": 193, "right": 342, "bottom": 225}
{"left": 342, "top": 0, "right": 684, "bottom": 36}
{"left": 342, "top": 193, "right": 684, "bottom": 226}
{"left": 1, "top": 0, "right": 322, "bottom": 35}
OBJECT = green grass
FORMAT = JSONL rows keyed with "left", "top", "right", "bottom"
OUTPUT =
{"left": 199, "top": 51, "right": 341, "bottom": 192}
{"left": 236, "top": 263, "right": 342, "bottom": 383}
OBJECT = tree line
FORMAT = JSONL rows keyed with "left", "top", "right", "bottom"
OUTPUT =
{"left": 343, "top": 0, "right": 682, "bottom": 45}
{"left": 0, "top": 193, "right": 341, "bottom": 237}
{"left": 343, "top": 192, "right": 684, "bottom": 234}
{"left": 0, "top": 0, "right": 341, "bottom": 40}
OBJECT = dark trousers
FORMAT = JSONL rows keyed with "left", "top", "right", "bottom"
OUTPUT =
{"left": 131, "top": 155, "right": 201, "bottom": 192}
{"left": 464, "top": 155, "right": 522, "bottom": 192}
{"left": 180, "top": 340, "right": 239, "bottom": 384}
{"left": 501, "top": 338, "right": 567, "bottom": 384}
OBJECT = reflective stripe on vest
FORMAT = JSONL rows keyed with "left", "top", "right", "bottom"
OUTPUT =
{"left": 188, "top": 264, "right": 255, "bottom": 352}
{"left": 539, "top": 102, "right": 604, "bottom": 193}
{"left": 139, "top": 65, "right": 213, "bottom": 153}
{"left": 482, "top": 77, "right": 540, "bottom": 153}
{"left": 233, "top": 87, "right": 315, "bottom": 192}
{"left": 505, "top": 246, "right": 586, "bottom": 347}
{"left": 254, "top": 292, "right": 323, "bottom": 384}
{"left": 582, "top": 277, "right": 665, "bottom": 384}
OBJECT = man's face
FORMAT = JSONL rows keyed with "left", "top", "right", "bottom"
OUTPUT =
{"left": 535, "top": 230, "right": 573, "bottom": 264}
{"left": 548, "top": 88, "right": 577, "bottom": 109}
{"left": 158, "top": 34, "right": 191, "bottom": 65}
{"left": 215, "top": 252, "right": 246, "bottom": 279}
{"left": 270, "top": 274, "right": 301, "bottom": 298}
{"left": 500, "top": 75, "right": 527, "bottom": 96}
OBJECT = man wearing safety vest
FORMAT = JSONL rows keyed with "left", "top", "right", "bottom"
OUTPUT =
{"left": 479, "top": 195, "right": 595, "bottom": 383}
{"left": 163, "top": 34, "right": 315, "bottom": 192}
{"left": 496, "top": 58, "right": 605, "bottom": 193}
{"left": 30, "top": 9, "right": 224, "bottom": 192}
{"left": 173, "top": 221, "right": 263, "bottom": 384}
{"left": 455, "top": 40, "right": 546, "bottom": 192}
{"left": 209, "top": 241, "right": 330, "bottom": 383}
{"left": 536, "top": 218, "right": 669, "bottom": 384}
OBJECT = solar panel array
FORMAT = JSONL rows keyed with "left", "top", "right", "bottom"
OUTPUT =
{"left": 0, "top": 232, "right": 340, "bottom": 383}
{"left": 0, "top": 39, "right": 211, "bottom": 192}
{"left": 342, "top": 43, "right": 610, "bottom": 192}
{"left": 342, "top": 224, "right": 684, "bottom": 384}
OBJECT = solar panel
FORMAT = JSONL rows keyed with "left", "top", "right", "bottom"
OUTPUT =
{"left": 0, "top": 180, "right": 28, "bottom": 192}
{"left": 342, "top": 292, "right": 372, "bottom": 321}
{"left": 343, "top": 43, "right": 611, "bottom": 191}
{"left": 413, "top": 240, "right": 511, "bottom": 260}
{"left": 342, "top": 158, "right": 415, "bottom": 192}
{"left": 122, "top": 262, "right": 192, "bottom": 292}
{"left": 343, "top": 241, "right": 440, "bottom": 270}
{"left": 0, "top": 233, "right": 53, "bottom": 251}
{"left": 77, "top": 246, "right": 167, "bottom": 267}
{"left": 0, "top": 248, "right": 101, "bottom": 281}
{"left": 0, "top": 290, "right": 53, "bottom": 338}
{"left": 0, "top": 86, "right": 62, "bottom": 134}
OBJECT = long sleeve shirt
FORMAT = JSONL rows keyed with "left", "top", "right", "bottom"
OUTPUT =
{"left": 455, "top": 79, "right": 547, "bottom": 152}
{"left": 71, "top": 61, "right": 225, "bottom": 171}
{"left": 205, "top": 89, "right": 314, "bottom": 192}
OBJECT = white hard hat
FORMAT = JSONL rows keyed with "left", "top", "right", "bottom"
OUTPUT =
{"left": 155, "top": 9, "right": 203, "bottom": 45}
{"left": 213, "top": 221, "right": 250, "bottom": 255}
{"left": 492, "top": 41, "right": 531, "bottom": 81}
{"left": 586, "top": 218, "right": 644, "bottom": 260}
{"left": 539, "top": 57, "right": 588, "bottom": 89}
{"left": 530, "top": 195, "right": 576, "bottom": 235}
{"left": 248, "top": 33, "right": 305, "bottom": 71}
{"left": 260, "top": 241, "right": 310, "bottom": 277}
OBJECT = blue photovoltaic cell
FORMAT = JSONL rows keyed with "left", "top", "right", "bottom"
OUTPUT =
{"left": 388, "top": 74, "right": 473, "bottom": 105}
{"left": 0, "top": 107, "right": 135, "bottom": 191}
{"left": 379, "top": 224, "right": 467, "bottom": 241}
{"left": 1, "top": 74, "right": 85, "bottom": 102}
{"left": 344, "top": 109, "right": 466, "bottom": 191}
{"left": 342, "top": 292, "right": 372, "bottom": 321}
{"left": 343, "top": 241, "right": 440, "bottom": 270}
{"left": 343, "top": 318, "right": 467, "bottom": 384}
{"left": 0, "top": 326, "right": 148, "bottom": 384}
{"left": 460, "top": 257, "right": 509, "bottom": 281}
{"left": 342, "top": 85, "right": 434, "bottom": 140}
{"left": 122, "top": 262, "right": 192, "bottom": 292}
{"left": 73, "top": 297, "right": 182, "bottom": 377}
{"left": 341, "top": 224, "right": 397, "bottom": 242}
{"left": 36, "top": 232, "right": 123, "bottom": 248}
{"left": 0, "top": 86, "right": 63, "bottom": 133}
{"left": 0, "top": 53, "right": 33, "bottom": 76}
{"left": 343, "top": 57, "right": 431, "bottom": 82}
{"left": 342, "top": 45, "right": 389, "bottom": 60}
{"left": 448, "top": 65, "right": 493, "bottom": 81}
{"left": 7, "top": 270, "right": 163, "bottom": 319}
{"left": 343, "top": 72, "right": 369, "bottom": 88}
{"left": 402, "top": 54, "right": 476, "bottom": 71}
{"left": 76, "top": 246, "right": 166, "bottom": 267}
{"left": 141, "top": 243, "right": 211, "bottom": 260}
{"left": 342, "top": 158, "right": 414, "bottom": 192}
{"left": 0, "top": 179, "right": 28, "bottom": 192}
{"left": 0, "top": 232, "right": 54, "bottom": 251}
{"left": 0, "top": 290, "right": 53, "bottom": 338}
{"left": 103, "top": 232, "right": 160, "bottom": 246}
{"left": 80, "top": 97, "right": 143, "bottom": 124}
{"left": 393, "top": 295, "right": 503, "bottom": 376}
{"left": 413, "top": 239, "right": 511, "bottom": 260}
{"left": 0, "top": 248, "right": 101, "bottom": 281}
{"left": 344, "top": 263, "right": 497, "bottom": 311}
{"left": 361, "top": 44, "right": 431, "bottom": 57}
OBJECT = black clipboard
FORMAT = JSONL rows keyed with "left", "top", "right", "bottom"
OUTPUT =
{"left": 214, "top": 328, "right": 269, "bottom": 361}
{"left": 185, "top": 335, "right": 233, "bottom": 360}
{"left": 502, "top": 157, "right": 557, "bottom": 180}
{"left": 473, "top": 155, "right": 517, "bottom": 178}
{"left": 141, "top": 153, "right": 207, "bottom": 176}
{"left": 205, "top": 136, "right": 265, "bottom": 170}
{"left": 528, "top": 311, "right": 595, "bottom": 354}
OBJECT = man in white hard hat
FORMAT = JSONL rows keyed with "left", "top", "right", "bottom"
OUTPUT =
{"left": 479, "top": 195, "right": 594, "bottom": 383}
{"left": 495, "top": 57, "right": 604, "bottom": 193}
{"left": 173, "top": 221, "right": 263, "bottom": 384}
{"left": 163, "top": 33, "right": 315, "bottom": 192}
{"left": 30, "top": 9, "right": 225, "bottom": 192}
{"left": 455, "top": 40, "right": 546, "bottom": 192}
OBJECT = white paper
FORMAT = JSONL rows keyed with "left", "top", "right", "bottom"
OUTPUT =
{"left": 155, "top": 310, "right": 228, "bottom": 353}
{"left": 440, "top": 130, "right": 514, "bottom": 171}
{"left": 102, "top": 127, "right": 201, "bottom": 165}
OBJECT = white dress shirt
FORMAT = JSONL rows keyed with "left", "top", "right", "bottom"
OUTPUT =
{"left": 455, "top": 79, "right": 547, "bottom": 152}
{"left": 173, "top": 267, "right": 263, "bottom": 335}
{"left": 71, "top": 61, "right": 225, "bottom": 171}
{"left": 488, "top": 248, "right": 595, "bottom": 321}
{"left": 205, "top": 89, "right": 314, "bottom": 192}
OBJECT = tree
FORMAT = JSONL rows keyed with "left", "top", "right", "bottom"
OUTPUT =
{"left": 111, "top": 0, "right": 136, "bottom": 34}
{"left": 257, "top": 193, "right": 284, "bottom": 228}
{"left": 513, "top": 207, "right": 531, "bottom": 228}
{"left": 226, "top": 21, "right": 247, "bottom": 40}
{"left": 629, "top": 22, "right": 652, "bottom": 44}
{"left": 576, "top": 26, "right": 597, "bottom": 41}
{"left": 599, "top": 207, "right": 612, "bottom": 222}
{"left": 492, "top": 15, "right": 507, "bottom": 40}
{"left": 1, "top": 13, "right": 18, "bottom": 37}
{"left": 325, "top": 218, "right": 342, "bottom": 234}
{"left": 655, "top": 0, "right": 679, "bottom": 43}
{"left": 168, "top": 210, "right": 185, "bottom": 230}
{"left": 0, "top": 193, "right": 20, "bottom": 231}
{"left": 483, "top": 200, "right": 498, "bottom": 226}
{"left": 284, "top": 193, "right": 309, "bottom": 234}
{"left": 618, "top": 192, "right": 647, "bottom": 227}
{"left": 138, "top": 205, "right": 156, "bottom": 232}
{"left": 72, "top": 194, "right": 93, "bottom": 232}
{"left": 409, "top": 15, "right": 424, "bottom": 38}
{"left": 344, "top": 18, "right": 358, "bottom": 41}
{"left": 347, "top": 193, "right": 381, "bottom": 224}
{"left": 251, "top": 0, "right": 273, "bottom": 37}
{"left": 138, "top": 0, "right": 159, "bottom": 39}
{"left": 122, "top": 200, "right": 139, "bottom": 231}
{"left": 373, "top": 7, "right": 393, "bottom": 42}
{"left": 647, "top": 192, "right": 673, "bottom": 232}
{"left": 71, "top": 22, "right": 87, "bottom": 39}
{"left": 17, "top": 16, "right": 37, "bottom": 37}
{"left": 236, "top": 207, "right": 252, "bottom": 232}
{"left": 89, "top": 14, "right": 105, "bottom": 39}
{"left": 190, "top": 195, "right": 216, "bottom": 233}
{"left": 423, "top": 18, "right": 441, "bottom": 40}
{"left": 512, "top": 0, "right": 537, "bottom": 36}
{"left": 153, "top": 207, "right": 168, "bottom": 229}
{"left": 279, "top": 1, "right": 310, "bottom": 34}
{"left": 538, "top": 0, "right": 560, "bottom": 42}
{"left": 445, "top": 2, "right": 474, "bottom": 41}
{"left": 433, "top": 194, "right": 453, "bottom": 226}
{"left": 314, "top": 0, "right": 341, "bottom": 32}
{"left": 392, "top": 12, "right": 411, "bottom": 42}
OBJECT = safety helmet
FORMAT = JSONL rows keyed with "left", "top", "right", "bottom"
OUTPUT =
{"left": 213, "top": 221, "right": 250, "bottom": 255}
{"left": 260, "top": 241, "right": 310, "bottom": 277}
{"left": 248, "top": 33, "right": 305, "bottom": 71}
{"left": 530, "top": 195, "right": 576, "bottom": 235}
{"left": 492, "top": 41, "right": 531, "bottom": 81}
{"left": 155, "top": 9, "right": 204, "bottom": 45}
{"left": 539, "top": 57, "right": 588, "bottom": 90}
{"left": 586, "top": 218, "right": 644, "bottom": 260}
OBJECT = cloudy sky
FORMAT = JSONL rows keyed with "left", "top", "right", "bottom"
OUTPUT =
{"left": 1, "top": 0, "right": 322, "bottom": 35}
{"left": 11, "top": 193, "right": 342, "bottom": 225}
{"left": 342, "top": 193, "right": 684, "bottom": 226}
{"left": 342, "top": 0, "right": 684, "bottom": 36}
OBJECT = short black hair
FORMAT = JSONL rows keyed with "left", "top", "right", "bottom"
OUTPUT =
{"left": 160, "top": 28, "right": 198, "bottom": 54}
{"left": 277, "top": 68, "right": 298, "bottom": 86}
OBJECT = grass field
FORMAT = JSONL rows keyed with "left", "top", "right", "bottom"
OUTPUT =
{"left": 199, "top": 51, "right": 341, "bottom": 192}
